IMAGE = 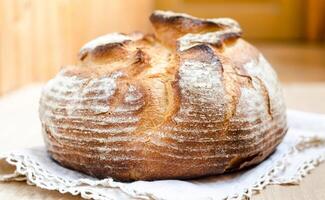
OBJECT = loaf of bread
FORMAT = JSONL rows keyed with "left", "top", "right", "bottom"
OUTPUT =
{"left": 39, "top": 10, "right": 288, "bottom": 181}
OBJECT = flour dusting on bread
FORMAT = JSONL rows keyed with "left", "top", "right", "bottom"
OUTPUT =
{"left": 80, "top": 33, "right": 131, "bottom": 51}
{"left": 39, "top": 10, "right": 287, "bottom": 181}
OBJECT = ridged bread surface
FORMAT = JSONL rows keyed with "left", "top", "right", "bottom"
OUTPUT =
{"left": 39, "top": 10, "right": 287, "bottom": 181}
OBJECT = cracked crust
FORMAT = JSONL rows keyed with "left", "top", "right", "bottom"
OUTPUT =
{"left": 150, "top": 10, "right": 242, "bottom": 48}
{"left": 39, "top": 10, "right": 287, "bottom": 181}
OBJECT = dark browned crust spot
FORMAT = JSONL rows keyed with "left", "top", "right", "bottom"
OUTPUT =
{"left": 79, "top": 42, "right": 129, "bottom": 64}
{"left": 150, "top": 11, "right": 234, "bottom": 33}
{"left": 127, "top": 48, "right": 151, "bottom": 76}
{"left": 92, "top": 43, "right": 127, "bottom": 58}
{"left": 176, "top": 30, "right": 242, "bottom": 52}
{"left": 216, "top": 31, "right": 242, "bottom": 48}
{"left": 150, "top": 11, "right": 242, "bottom": 48}
{"left": 178, "top": 43, "right": 220, "bottom": 63}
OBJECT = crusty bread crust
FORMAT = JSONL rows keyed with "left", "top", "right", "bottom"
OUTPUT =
{"left": 39, "top": 10, "right": 287, "bottom": 181}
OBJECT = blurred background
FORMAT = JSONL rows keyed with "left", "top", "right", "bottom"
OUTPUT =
{"left": 1, "top": 2, "right": 325, "bottom": 199}
{"left": 0, "top": 0, "right": 325, "bottom": 98}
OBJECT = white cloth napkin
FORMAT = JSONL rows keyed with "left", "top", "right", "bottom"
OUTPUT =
{"left": 0, "top": 86, "right": 325, "bottom": 200}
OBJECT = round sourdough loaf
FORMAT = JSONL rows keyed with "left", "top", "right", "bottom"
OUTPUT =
{"left": 39, "top": 10, "right": 288, "bottom": 181}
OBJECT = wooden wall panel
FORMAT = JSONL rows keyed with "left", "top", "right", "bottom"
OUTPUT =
{"left": 306, "top": 0, "right": 325, "bottom": 41}
{"left": 156, "top": 0, "right": 306, "bottom": 40}
{"left": 1, "top": 0, "right": 323, "bottom": 95}
{"left": 0, "top": 0, "right": 154, "bottom": 95}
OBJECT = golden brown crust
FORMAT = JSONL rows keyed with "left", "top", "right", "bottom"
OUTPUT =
{"left": 150, "top": 10, "right": 242, "bottom": 47}
{"left": 39, "top": 10, "right": 287, "bottom": 181}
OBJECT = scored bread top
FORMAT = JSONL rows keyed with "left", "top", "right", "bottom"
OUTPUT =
{"left": 39, "top": 10, "right": 287, "bottom": 181}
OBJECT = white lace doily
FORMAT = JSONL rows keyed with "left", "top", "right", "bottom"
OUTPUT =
{"left": 0, "top": 85, "right": 324, "bottom": 200}
{"left": 0, "top": 110, "right": 324, "bottom": 200}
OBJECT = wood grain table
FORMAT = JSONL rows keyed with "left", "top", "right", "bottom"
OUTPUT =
{"left": 0, "top": 83, "right": 325, "bottom": 200}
